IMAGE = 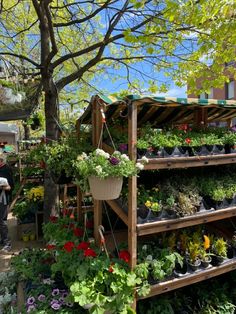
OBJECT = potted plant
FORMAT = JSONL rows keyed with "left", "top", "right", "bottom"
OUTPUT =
{"left": 186, "top": 241, "right": 201, "bottom": 271}
{"left": 75, "top": 148, "right": 148, "bottom": 200}
{"left": 45, "top": 133, "right": 92, "bottom": 185}
{"left": 212, "top": 237, "right": 228, "bottom": 265}
{"left": 199, "top": 235, "right": 212, "bottom": 268}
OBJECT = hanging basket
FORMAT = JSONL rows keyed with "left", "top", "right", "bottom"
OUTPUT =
{"left": 88, "top": 176, "right": 123, "bottom": 200}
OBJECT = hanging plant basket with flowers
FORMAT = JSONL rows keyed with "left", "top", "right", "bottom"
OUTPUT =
{"left": 74, "top": 149, "right": 148, "bottom": 200}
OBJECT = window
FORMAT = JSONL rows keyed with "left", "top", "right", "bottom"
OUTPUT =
{"left": 199, "top": 87, "right": 214, "bottom": 99}
{"left": 226, "top": 81, "right": 235, "bottom": 99}
{"left": 199, "top": 92, "right": 208, "bottom": 99}
{"left": 208, "top": 88, "right": 214, "bottom": 99}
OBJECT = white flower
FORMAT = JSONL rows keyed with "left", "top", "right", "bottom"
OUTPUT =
{"left": 121, "top": 154, "right": 130, "bottom": 161}
{"left": 140, "top": 156, "right": 149, "bottom": 163}
{"left": 142, "top": 244, "right": 147, "bottom": 251}
{"left": 136, "top": 162, "right": 144, "bottom": 170}
{"left": 43, "top": 278, "right": 55, "bottom": 285}
{"left": 95, "top": 148, "right": 110, "bottom": 159}
{"left": 95, "top": 165, "right": 103, "bottom": 174}
{"left": 146, "top": 255, "right": 153, "bottom": 261}
{"left": 77, "top": 152, "right": 88, "bottom": 161}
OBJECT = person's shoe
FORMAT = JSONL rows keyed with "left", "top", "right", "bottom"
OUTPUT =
{"left": 1, "top": 245, "right": 11, "bottom": 253}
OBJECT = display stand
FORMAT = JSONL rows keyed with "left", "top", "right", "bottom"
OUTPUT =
{"left": 77, "top": 94, "right": 236, "bottom": 308}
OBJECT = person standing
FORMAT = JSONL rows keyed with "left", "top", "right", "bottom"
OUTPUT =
{"left": 0, "top": 154, "right": 14, "bottom": 252}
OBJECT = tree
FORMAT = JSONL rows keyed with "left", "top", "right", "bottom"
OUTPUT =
{"left": 0, "top": 0, "right": 236, "bottom": 220}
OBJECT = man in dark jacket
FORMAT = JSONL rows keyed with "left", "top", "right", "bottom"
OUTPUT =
{"left": 0, "top": 154, "right": 14, "bottom": 252}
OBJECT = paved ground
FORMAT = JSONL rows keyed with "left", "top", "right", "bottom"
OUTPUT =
{"left": 0, "top": 213, "right": 43, "bottom": 272}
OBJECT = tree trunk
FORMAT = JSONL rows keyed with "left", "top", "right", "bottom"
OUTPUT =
{"left": 22, "top": 120, "right": 30, "bottom": 149}
{"left": 38, "top": 1, "right": 60, "bottom": 223}
{"left": 43, "top": 77, "right": 60, "bottom": 222}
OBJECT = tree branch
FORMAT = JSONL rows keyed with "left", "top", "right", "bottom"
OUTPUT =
{"left": 0, "top": 52, "right": 40, "bottom": 67}
{"left": 53, "top": 0, "right": 112, "bottom": 27}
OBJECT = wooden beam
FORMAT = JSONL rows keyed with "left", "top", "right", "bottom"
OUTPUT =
{"left": 142, "top": 154, "right": 236, "bottom": 170}
{"left": 137, "top": 206, "right": 236, "bottom": 236}
{"left": 139, "top": 258, "right": 236, "bottom": 299}
{"left": 193, "top": 107, "right": 208, "bottom": 127}
{"left": 128, "top": 100, "right": 137, "bottom": 270}
{"left": 106, "top": 200, "right": 128, "bottom": 225}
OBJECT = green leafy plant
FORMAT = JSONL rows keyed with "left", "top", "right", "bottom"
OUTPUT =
{"left": 212, "top": 237, "right": 228, "bottom": 258}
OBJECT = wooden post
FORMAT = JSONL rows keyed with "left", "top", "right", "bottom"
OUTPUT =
{"left": 128, "top": 100, "right": 137, "bottom": 270}
{"left": 92, "top": 96, "right": 103, "bottom": 244}
{"left": 194, "top": 108, "right": 208, "bottom": 127}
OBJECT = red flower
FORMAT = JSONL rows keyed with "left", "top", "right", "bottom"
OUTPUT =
{"left": 73, "top": 227, "right": 83, "bottom": 237}
{"left": 118, "top": 250, "right": 130, "bottom": 263}
{"left": 77, "top": 241, "right": 90, "bottom": 250}
{"left": 84, "top": 248, "right": 97, "bottom": 257}
{"left": 63, "top": 241, "right": 75, "bottom": 252}
{"left": 49, "top": 216, "right": 58, "bottom": 223}
{"left": 70, "top": 213, "right": 75, "bottom": 219}
{"left": 46, "top": 244, "right": 56, "bottom": 250}
{"left": 185, "top": 138, "right": 191, "bottom": 145}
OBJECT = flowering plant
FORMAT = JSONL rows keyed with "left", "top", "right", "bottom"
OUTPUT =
{"left": 74, "top": 149, "right": 148, "bottom": 191}
{"left": 26, "top": 186, "right": 44, "bottom": 202}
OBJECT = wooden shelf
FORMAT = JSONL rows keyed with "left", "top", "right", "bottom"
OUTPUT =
{"left": 137, "top": 206, "right": 236, "bottom": 236}
{"left": 140, "top": 153, "right": 236, "bottom": 170}
{"left": 138, "top": 258, "right": 236, "bottom": 299}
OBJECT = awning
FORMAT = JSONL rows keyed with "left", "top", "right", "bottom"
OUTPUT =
{"left": 78, "top": 95, "right": 236, "bottom": 127}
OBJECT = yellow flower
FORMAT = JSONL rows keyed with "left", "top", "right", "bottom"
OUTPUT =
{"left": 27, "top": 186, "right": 44, "bottom": 202}
{"left": 203, "top": 235, "right": 210, "bottom": 250}
{"left": 145, "top": 200, "right": 152, "bottom": 208}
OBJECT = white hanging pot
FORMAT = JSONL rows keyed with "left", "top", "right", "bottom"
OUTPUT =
{"left": 88, "top": 176, "right": 123, "bottom": 200}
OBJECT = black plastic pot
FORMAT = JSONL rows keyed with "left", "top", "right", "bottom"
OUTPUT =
{"left": 187, "top": 258, "right": 201, "bottom": 271}
{"left": 201, "top": 256, "right": 212, "bottom": 268}
{"left": 162, "top": 146, "right": 188, "bottom": 158}
{"left": 211, "top": 254, "right": 226, "bottom": 266}
{"left": 212, "top": 145, "right": 225, "bottom": 155}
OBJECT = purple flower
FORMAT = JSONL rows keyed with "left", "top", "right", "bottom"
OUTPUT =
{"left": 231, "top": 126, "right": 236, "bottom": 132}
{"left": 119, "top": 143, "right": 128, "bottom": 152}
{"left": 26, "top": 297, "right": 35, "bottom": 305}
{"left": 27, "top": 304, "right": 36, "bottom": 312}
{"left": 51, "top": 300, "right": 61, "bottom": 310}
{"left": 109, "top": 156, "right": 120, "bottom": 165}
{"left": 38, "top": 294, "right": 46, "bottom": 302}
{"left": 52, "top": 288, "right": 60, "bottom": 296}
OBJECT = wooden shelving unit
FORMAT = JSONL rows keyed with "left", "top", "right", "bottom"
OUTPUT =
{"left": 77, "top": 95, "right": 236, "bottom": 309}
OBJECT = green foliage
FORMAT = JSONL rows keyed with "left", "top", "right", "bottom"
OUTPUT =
{"left": 45, "top": 133, "right": 92, "bottom": 178}
{"left": 212, "top": 238, "right": 228, "bottom": 258}
{"left": 11, "top": 248, "right": 53, "bottom": 282}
